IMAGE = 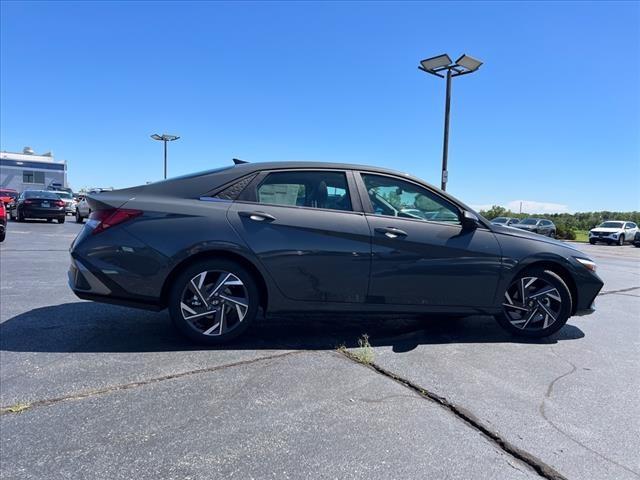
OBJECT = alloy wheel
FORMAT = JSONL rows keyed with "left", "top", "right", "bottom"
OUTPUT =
{"left": 179, "top": 270, "right": 249, "bottom": 337}
{"left": 502, "top": 276, "right": 562, "bottom": 331}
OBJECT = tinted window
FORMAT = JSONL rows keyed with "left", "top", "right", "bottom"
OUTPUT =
{"left": 257, "top": 171, "right": 352, "bottom": 211}
{"left": 599, "top": 221, "right": 624, "bottom": 228}
{"left": 629, "top": 223, "right": 637, "bottom": 229}
{"left": 361, "top": 173, "right": 460, "bottom": 224}
{"left": 24, "top": 190, "right": 59, "bottom": 199}
{"left": 520, "top": 218, "right": 539, "bottom": 225}
{"left": 492, "top": 217, "right": 508, "bottom": 223}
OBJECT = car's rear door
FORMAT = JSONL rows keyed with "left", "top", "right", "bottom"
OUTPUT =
{"left": 227, "top": 169, "right": 370, "bottom": 303}
{"left": 356, "top": 171, "right": 502, "bottom": 307}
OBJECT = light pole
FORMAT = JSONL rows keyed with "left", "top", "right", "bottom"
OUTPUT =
{"left": 150, "top": 133, "right": 180, "bottom": 179}
{"left": 418, "top": 54, "right": 483, "bottom": 191}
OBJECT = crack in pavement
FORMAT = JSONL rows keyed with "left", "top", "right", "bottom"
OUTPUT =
{"left": 539, "top": 348, "right": 640, "bottom": 479}
{"left": 599, "top": 286, "right": 640, "bottom": 296}
{"left": 336, "top": 350, "right": 568, "bottom": 480}
{"left": 0, "top": 350, "right": 305, "bottom": 416}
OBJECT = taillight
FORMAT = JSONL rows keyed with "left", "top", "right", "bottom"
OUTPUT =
{"left": 55, "top": 200, "right": 65, "bottom": 207}
{"left": 88, "top": 208, "right": 142, "bottom": 235}
{"left": 23, "top": 199, "right": 35, "bottom": 205}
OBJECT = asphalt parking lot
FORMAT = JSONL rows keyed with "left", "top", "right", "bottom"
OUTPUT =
{"left": 1, "top": 220, "right": 638, "bottom": 480}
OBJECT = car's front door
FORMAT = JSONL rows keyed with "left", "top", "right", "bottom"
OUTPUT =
{"left": 357, "top": 172, "right": 502, "bottom": 307}
{"left": 227, "top": 169, "right": 371, "bottom": 303}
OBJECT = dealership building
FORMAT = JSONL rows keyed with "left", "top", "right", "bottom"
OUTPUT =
{"left": 0, "top": 147, "right": 68, "bottom": 192}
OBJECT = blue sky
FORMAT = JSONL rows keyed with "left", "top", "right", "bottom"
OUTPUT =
{"left": 1, "top": 1, "right": 638, "bottom": 213}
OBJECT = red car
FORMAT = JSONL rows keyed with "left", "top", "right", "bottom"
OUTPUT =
{"left": 0, "top": 201, "right": 6, "bottom": 242}
{"left": 0, "top": 188, "right": 18, "bottom": 207}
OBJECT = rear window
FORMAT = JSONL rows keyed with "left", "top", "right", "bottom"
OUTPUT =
{"left": 24, "top": 191, "right": 59, "bottom": 199}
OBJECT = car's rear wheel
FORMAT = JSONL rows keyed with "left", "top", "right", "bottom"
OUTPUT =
{"left": 496, "top": 267, "right": 572, "bottom": 338}
{"left": 617, "top": 235, "right": 624, "bottom": 246}
{"left": 75, "top": 210, "right": 83, "bottom": 223}
{"left": 17, "top": 209, "right": 24, "bottom": 222}
{"left": 168, "top": 259, "right": 259, "bottom": 345}
{"left": 58, "top": 216, "right": 65, "bottom": 224}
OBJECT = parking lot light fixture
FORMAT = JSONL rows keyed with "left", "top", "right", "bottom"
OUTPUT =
{"left": 150, "top": 133, "right": 180, "bottom": 179}
{"left": 418, "top": 53, "right": 483, "bottom": 191}
{"left": 419, "top": 54, "right": 453, "bottom": 76}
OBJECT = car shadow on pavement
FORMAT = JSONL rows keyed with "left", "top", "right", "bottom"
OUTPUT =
{"left": 0, "top": 302, "right": 585, "bottom": 354}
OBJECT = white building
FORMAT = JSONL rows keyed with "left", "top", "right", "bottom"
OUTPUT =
{"left": 0, "top": 147, "right": 68, "bottom": 192}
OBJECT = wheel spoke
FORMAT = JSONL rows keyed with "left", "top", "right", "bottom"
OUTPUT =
{"left": 529, "top": 287, "right": 560, "bottom": 302}
{"left": 502, "top": 303, "right": 529, "bottom": 312}
{"left": 207, "top": 273, "right": 232, "bottom": 300}
{"left": 183, "top": 310, "right": 215, "bottom": 321}
{"left": 190, "top": 277, "right": 209, "bottom": 308}
{"left": 536, "top": 301, "right": 557, "bottom": 325}
{"left": 219, "top": 294, "right": 248, "bottom": 308}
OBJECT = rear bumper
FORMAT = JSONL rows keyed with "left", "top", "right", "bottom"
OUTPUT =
{"left": 68, "top": 255, "right": 163, "bottom": 311}
{"left": 22, "top": 207, "right": 64, "bottom": 218}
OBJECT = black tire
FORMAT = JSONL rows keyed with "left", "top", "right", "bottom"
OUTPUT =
{"left": 17, "top": 209, "right": 24, "bottom": 222}
{"left": 617, "top": 235, "right": 624, "bottom": 246}
{"left": 589, "top": 239, "right": 596, "bottom": 245}
{"left": 168, "top": 259, "right": 260, "bottom": 345}
{"left": 47, "top": 218, "right": 53, "bottom": 223}
{"left": 58, "top": 216, "right": 65, "bottom": 224}
{"left": 75, "top": 210, "right": 84, "bottom": 223}
{"left": 0, "top": 230, "right": 5, "bottom": 242}
{"left": 550, "top": 230, "right": 556, "bottom": 238}
{"left": 496, "top": 267, "right": 573, "bottom": 338}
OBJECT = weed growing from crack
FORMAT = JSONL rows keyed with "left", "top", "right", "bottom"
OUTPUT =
{"left": 1, "top": 403, "right": 31, "bottom": 415}
{"left": 338, "top": 334, "right": 374, "bottom": 364}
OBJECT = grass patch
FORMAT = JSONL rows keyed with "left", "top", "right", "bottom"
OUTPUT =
{"left": 338, "top": 334, "right": 374, "bottom": 365}
{"left": 1, "top": 402, "right": 31, "bottom": 415}
{"left": 574, "top": 230, "right": 589, "bottom": 243}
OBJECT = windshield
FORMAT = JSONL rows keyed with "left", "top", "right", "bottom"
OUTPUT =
{"left": 24, "top": 191, "right": 60, "bottom": 199}
{"left": 520, "top": 218, "right": 539, "bottom": 225}
{"left": 53, "top": 192, "right": 73, "bottom": 200}
{"left": 52, "top": 192, "right": 73, "bottom": 199}
{"left": 492, "top": 217, "right": 508, "bottom": 223}
{"left": 598, "top": 221, "right": 624, "bottom": 229}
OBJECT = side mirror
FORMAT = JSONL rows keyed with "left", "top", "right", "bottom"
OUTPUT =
{"left": 461, "top": 210, "right": 480, "bottom": 230}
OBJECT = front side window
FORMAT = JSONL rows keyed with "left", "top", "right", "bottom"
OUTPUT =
{"left": 256, "top": 171, "right": 352, "bottom": 211}
{"left": 361, "top": 173, "right": 460, "bottom": 224}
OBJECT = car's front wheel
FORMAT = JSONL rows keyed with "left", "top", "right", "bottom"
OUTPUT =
{"left": 589, "top": 239, "right": 596, "bottom": 245}
{"left": 617, "top": 235, "right": 624, "bottom": 246}
{"left": 168, "top": 259, "right": 259, "bottom": 345}
{"left": 496, "top": 267, "right": 572, "bottom": 338}
{"left": 75, "top": 210, "right": 83, "bottom": 223}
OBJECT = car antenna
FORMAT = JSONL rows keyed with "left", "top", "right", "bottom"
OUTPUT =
{"left": 233, "top": 158, "right": 249, "bottom": 165}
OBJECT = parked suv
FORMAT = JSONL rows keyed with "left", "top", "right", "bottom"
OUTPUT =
{"left": 512, "top": 218, "right": 556, "bottom": 237}
{"left": 589, "top": 221, "right": 638, "bottom": 246}
{"left": 68, "top": 161, "right": 602, "bottom": 345}
{"left": 490, "top": 217, "right": 520, "bottom": 227}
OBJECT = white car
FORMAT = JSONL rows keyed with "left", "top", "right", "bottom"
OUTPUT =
{"left": 589, "top": 221, "right": 638, "bottom": 246}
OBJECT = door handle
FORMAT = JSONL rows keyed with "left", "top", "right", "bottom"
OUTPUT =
{"left": 238, "top": 211, "right": 276, "bottom": 222}
{"left": 375, "top": 227, "right": 408, "bottom": 239}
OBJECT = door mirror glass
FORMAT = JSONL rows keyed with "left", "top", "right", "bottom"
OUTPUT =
{"left": 461, "top": 210, "right": 480, "bottom": 229}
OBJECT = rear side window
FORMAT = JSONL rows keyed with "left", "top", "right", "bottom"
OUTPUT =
{"left": 214, "top": 174, "right": 257, "bottom": 200}
{"left": 256, "top": 171, "right": 352, "bottom": 212}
